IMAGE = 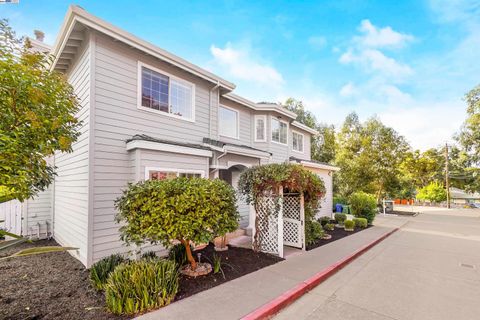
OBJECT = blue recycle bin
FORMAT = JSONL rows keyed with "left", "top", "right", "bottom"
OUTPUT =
{"left": 335, "top": 203, "right": 343, "bottom": 213}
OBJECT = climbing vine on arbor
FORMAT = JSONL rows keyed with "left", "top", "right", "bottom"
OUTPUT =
{"left": 238, "top": 163, "right": 326, "bottom": 251}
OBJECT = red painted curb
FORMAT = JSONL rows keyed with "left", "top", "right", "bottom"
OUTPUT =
{"left": 241, "top": 227, "right": 399, "bottom": 320}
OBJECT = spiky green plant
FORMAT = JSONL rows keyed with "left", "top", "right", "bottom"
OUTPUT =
{"left": 90, "top": 254, "right": 126, "bottom": 291}
{"left": 105, "top": 259, "right": 179, "bottom": 315}
{"left": 141, "top": 251, "right": 158, "bottom": 260}
{"left": 167, "top": 243, "right": 192, "bottom": 266}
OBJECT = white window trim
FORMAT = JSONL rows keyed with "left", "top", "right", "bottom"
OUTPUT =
{"left": 218, "top": 105, "right": 240, "bottom": 140}
{"left": 271, "top": 117, "right": 289, "bottom": 145}
{"left": 144, "top": 167, "right": 206, "bottom": 180}
{"left": 254, "top": 115, "right": 267, "bottom": 142}
{"left": 137, "top": 61, "right": 196, "bottom": 123}
{"left": 292, "top": 130, "right": 305, "bottom": 153}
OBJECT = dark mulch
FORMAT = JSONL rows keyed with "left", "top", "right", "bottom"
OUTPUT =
{"left": 176, "top": 243, "right": 283, "bottom": 301}
{"left": 306, "top": 223, "right": 371, "bottom": 250}
{"left": 0, "top": 239, "right": 126, "bottom": 320}
{"left": 0, "top": 240, "right": 282, "bottom": 320}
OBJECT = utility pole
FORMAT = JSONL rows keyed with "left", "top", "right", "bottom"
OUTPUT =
{"left": 445, "top": 143, "right": 450, "bottom": 209}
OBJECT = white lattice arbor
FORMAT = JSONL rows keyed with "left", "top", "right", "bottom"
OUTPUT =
{"left": 252, "top": 186, "right": 305, "bottom": 258}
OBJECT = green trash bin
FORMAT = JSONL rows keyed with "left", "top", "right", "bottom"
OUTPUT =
{"left": 342, "top": 205, "right": 351, "bottom": 215}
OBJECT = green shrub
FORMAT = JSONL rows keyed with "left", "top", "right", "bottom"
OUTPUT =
{"left": 319, "top": 216, "right": 331, "bottom": 226}
{"left": 334, "top": 213, "right": 347, "bottom": 225}
{"left": 115, "top": 178, "right": 239, "bottom": 270}
{"left": 167, "top": 243, "right": 192, "bottom": 266}
{"left": 416, "top": 181, "right": 447, "bottom": 203}
{"left": 353, "top": 217, "right": 368, "bottom": 229}
{"left": 324, "top": 223, "right": 335, "bottom": 231}
{"left": 105, "top": 259, "right": 179, "bottom": 315}
{"left": 141, "top": 251, "right": 158, "bottom": 260}
{"left": 349, "top": 192, "right": 377, "bottom": 224}
{"left": 344, "top": 220, "right": 355, "bottom": 231}
{"left": 305, "top": 220, "right": 324, "bottom": 245}
{"left": 90, "top": 254, "right": 126, "bottom": 291}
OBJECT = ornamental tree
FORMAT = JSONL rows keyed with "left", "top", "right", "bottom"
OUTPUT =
{"left": 0, "top": 20, "right": 80, "bottom": 201}
{"left": 115, "top": 178, "right": 239, "bottom": 270}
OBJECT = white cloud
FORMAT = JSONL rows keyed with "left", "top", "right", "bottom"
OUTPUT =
{"left": 339, "top": 82, "right": 357, "bottom": 97}
{"left": 340, "top": 48, "right": 413, "bottom": 78}
{"left": 356, "top": 19, "right": 414, "bottom": 49}
{"left": 308, "top": 36, "right": 327, "bottom": 49}
{"left": 340, "top": 20, "right": 414, "bottom": 80}
{"left": 209, "top": 42, "right": 284, "bottom": 88}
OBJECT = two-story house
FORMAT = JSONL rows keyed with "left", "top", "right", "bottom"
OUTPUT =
{"left": 15, "top": 6, "right": 338, "bottom": 267}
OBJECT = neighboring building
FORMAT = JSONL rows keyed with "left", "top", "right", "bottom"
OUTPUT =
{"left": 5, "top": 6, "right": 338, "bottom": 267}
{"left": 450, "top": 187, "right": 480, "bottom": 204}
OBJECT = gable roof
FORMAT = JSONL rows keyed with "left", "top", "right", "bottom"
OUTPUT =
{"left": 51, "top": 5, "right": 235, "bottom": 91}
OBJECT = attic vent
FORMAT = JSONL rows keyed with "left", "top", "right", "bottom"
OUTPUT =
{"left": 460, "top": 263, "right": 475, "bottom": 269}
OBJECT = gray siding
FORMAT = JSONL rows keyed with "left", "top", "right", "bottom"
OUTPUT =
{"left": 91, "top": 33, "right": 216, "bottom": 263}
{"left": 25, "top": 186, "right": 52, "bottom": 238}
{"left": 218, "top": 97, "right": 253, "bottom": 145}
{"left": 53, "top": 41, "right": 91, "bottom": 265}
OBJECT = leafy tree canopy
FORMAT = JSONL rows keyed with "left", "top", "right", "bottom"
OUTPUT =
{"left": 0, "top": 19, "right": 80, "bottom": 201}
{"left": 416, "top": 181, "right": 447, "bottom": 203}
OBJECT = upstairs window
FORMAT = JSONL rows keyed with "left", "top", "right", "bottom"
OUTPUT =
{"left": 271, "top": 118, "right": 288, "bottom": 144}
{"left": 140, "top": 64, "right": 194, "bottom": 121}
{"left": 292, "top": 131, "right": 304, "bottom": 152}
{"left": 255, "top": 115, "right": 266, "bottom": 142}
{"left": 219, "top": 106, "right": 239, "bottom": 139}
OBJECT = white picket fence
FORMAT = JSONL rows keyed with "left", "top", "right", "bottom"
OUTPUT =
{"left": 0, "top": 199, "right": 23, "bottom": 236}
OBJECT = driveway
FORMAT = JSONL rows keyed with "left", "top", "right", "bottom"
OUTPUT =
{"left": 274, "top": 208, "right": 480, "bottom": 320}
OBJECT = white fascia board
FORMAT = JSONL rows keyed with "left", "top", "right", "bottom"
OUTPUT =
{"left": 291, "top": 121, "right": 318, "bottom": 135}
{"left": 223, "top": 93, "right": 297, "bottom": 120}
{"left": 52, "top": 5, "right": 236, "bottom": 90}
{"left": 225, "top": 145, "right": 271, "bottom": 159}
{"left": 293, "top": 160, "right": 340, "bottom": 172}
{"left": 126, "top": 140, "right": 212, "bottom": 158}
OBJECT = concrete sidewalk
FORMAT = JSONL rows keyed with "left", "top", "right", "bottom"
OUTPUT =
{"left": 137, "top": 216, "right": 406, "bottom": 320}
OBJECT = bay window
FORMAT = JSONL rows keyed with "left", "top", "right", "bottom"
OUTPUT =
{"left": 271, "top": 118, "right": 288, "bottom": 144}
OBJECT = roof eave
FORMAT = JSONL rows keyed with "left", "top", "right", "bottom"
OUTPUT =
{"left": 51, "top": 5, "right": 236, "bottom": 91}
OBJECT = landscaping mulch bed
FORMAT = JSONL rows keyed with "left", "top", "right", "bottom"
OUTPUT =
{"left": 0, "top": 239, "right": 126, "bottom": 320}
{"left": 306, "top": 224, "right": 372, "bottom": 250}
{"left": 0, "top": 240, "right": 282, "bottom": 320}
{"left": 176, "top": 243, "right": 283, "bottom": 301}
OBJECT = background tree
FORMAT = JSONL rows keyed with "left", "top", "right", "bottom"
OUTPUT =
{"left": 283, "top": 98, "right": 336, "bottom": 163}
{"left": 0, "top": 20, "right": 80, "bottom": 201}
{"left": 335, "top": 113, "right": 409, "bottom": 201}
{"left": 416, "top": 181, "right": 447, "bottom": 203}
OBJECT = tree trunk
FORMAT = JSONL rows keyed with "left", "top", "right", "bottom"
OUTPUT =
{"left": 181, "top": 239, "right": 197, "bottom": 270}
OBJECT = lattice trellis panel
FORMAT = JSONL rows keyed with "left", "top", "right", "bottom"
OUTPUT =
{"left": 283, "top": 194, "right": 301, "bottom": 220}
{"left": 255, "top": 196, "right": 280, "bottom": 255}
{"left": 283, "top": 194, "right": 302, "bottom": 248}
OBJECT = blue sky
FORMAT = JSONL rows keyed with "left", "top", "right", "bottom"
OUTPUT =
{"left": 2, "top": 0, "right": 479, "bottom": 150}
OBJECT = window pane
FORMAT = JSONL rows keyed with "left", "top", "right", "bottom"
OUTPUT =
{"left": 141, "top": 67, "right": 169, "bottom": 112}
{"left": 293, "top": 132, "right": 303, "bottom": 152}
{"left": 271, "top": 119, "right": 280, "bottom": 142}
{"left": 256, "top": 118, "right": 265, "bottom": 140}
{"left": 170, "top": 79, "right": 193, "bottom": 119}
{"left": 219, "top": 106, "right": 238, "bottom": 138}
{"left": 279, "top": 122, "right": 287, "bottom": 144}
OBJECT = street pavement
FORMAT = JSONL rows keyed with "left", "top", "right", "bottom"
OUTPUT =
{"left": 274, "top": 208, "right": 480, "bottom": 320}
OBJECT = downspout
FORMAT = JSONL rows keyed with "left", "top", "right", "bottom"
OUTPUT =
{"left": 209, "top": 81, "right": 221, "bottom": 139}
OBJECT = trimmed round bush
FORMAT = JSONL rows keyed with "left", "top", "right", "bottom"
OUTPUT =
{"left": 115, "top": 178, "right": 239, "bottom": 271}
{"left": 105, "top": 259, "right": 179, "bottom": 315}
{"left": 90, "top": 254, "right": 126, "bottom": 291}
{"left": 353, "top": 217, "right": 368, "bottom": 229}
{"left": 344, "top": 220, "right": 355, "bottom": 231}
{"left": 334, "top": 213, "right": 347, "bottom": 225}
{"left": 306, "top": 220, "right": 324, "bottom": 245}
{"left": 319, "top": 216, "right": 331, "bottom": 227}
{"left": 324, "top": 223, "right": 335, "bottom": 231}
{"left": 349, "top": 192, "right": 377, "bottom": 224}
